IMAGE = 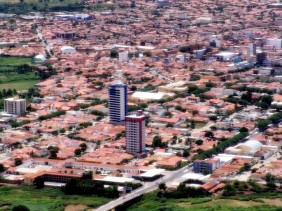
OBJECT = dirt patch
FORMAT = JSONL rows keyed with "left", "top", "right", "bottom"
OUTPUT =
{"left": 0, "top": 205, "right": 10, "bottom": 210}
{"left": 178, "top": 199, "right": 261, "bottom": 208}
{"left": 65, "top": 204, "right": 88, "bottom": 211}
{"left": 262, "top": 198, "right": 282, "bottom": 207}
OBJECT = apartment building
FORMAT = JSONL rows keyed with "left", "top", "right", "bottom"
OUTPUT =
{"left": 4, "top": 98, "right": 26, "bottom": 115}
{"left": 125, "top": 111, "right": 146, "bottom": 154}
{"left": 108, "top": 82, "right": 128, "bottom": 124}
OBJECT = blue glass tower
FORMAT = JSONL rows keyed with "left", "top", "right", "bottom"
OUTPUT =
{"left": 108, "top": 82, "right": 128, "bottom": 124}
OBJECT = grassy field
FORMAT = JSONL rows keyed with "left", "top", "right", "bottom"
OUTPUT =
{"left": 0, "top": 80, "right": 39, "bottom": 90}
{"left": 0, "top": 186, "right": 111, "bottom": 211}
{"left": 195, "top": 122, "right": 206, "bottom": 129}
{"left": 0, "top": 56, "right": 32, "bottom": 66}
{"left": 0, "top": 56, "right": 39, "bottom": 90}
{"left": 127, "top": 192, "right": 282, "bottom": 211}
{"left": 0, "top": 0, "right": 85, "bottom": 13}
{"left": 0, "top": 0, "right": 81, "bottom": 5}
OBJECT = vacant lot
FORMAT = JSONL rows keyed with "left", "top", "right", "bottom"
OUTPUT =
{"left": 0, "top": 186, "right": 111, "bottom": 211}
{"left": 0, "top": 56, "right": 39, "bottom": 90}
{"left": 0, "top": 0, "right": 85, "bottom": 13}
{"left": 0, "top": 80, "right": 39, "bottom": 90}
{"left": 0, "top": 0, "right": 81, "bottom": 6}
{"left": 0, "top": 56, "right": 32, "bottom": 66}
{"left": 127, "top": 192, "right": 282, "bottom": 211}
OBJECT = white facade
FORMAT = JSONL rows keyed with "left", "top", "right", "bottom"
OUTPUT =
{"left": 125, "top": 111, "right": 146, "bottom": 154}
{"left": 248, "top": 43, "right": 256, "bottom": 55}
{"left": 210, "top": 88, "right": 241, "bottom": 97}
{"left": 266, "top": 38, "right": 282, "bottom": 49}
{"left": 4, "top": 98, "right": 26, "bottom": 115}
{"left": 118, "top": 51, "right": 129, "bottom": 62}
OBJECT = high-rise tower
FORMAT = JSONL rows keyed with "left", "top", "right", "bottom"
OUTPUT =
{"left": 108, "top": 82, "right": 128, "bottom": 124}
{"left": 125, "top": 110, "right": 146, "bottom": 154}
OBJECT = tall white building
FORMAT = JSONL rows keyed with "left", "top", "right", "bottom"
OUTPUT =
{"left": 4, "top": 98, "right": 26, "bottom": 115}
{"left": 125, "top": 111, "right": 146, "bottom": 154}
{"left": 108, "top": 82, "right": 128, "bottom": 124}
{"left": 248, "top": 43, "right": 257, "bottom": 55}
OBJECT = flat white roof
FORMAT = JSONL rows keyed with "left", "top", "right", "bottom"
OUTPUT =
{"left": 214, "top": 154, "right": 235, "bottom": 162}
{"left": 132, "top": 91, "right": 175, "bottom": 100}
{"left": 95, "top": 176, "right": 135, "bottom": 183}
{"left": 215, "top": 51, "right": 237, "bottom": 57}
{"left": 139, "top": 169, "right": 165, "bottom": 178}
{"left": 217, "top": 153, "right": 253, "bottom": 159}
{"left": 137, "top": 46, "right": 155, "bottom": 50}
{"left": 113, "top": 44, "right": 132, "bottom": 48}
{"left": 182, "top": 173, "right": 210, "bottom": 181}
{"left": 16, "top": 165, "right": 53, "bottom": 174}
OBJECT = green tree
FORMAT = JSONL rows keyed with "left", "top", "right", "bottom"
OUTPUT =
{"left": 110, "top": 50, "right": 118, "bottom": 58}
{"left": 195, "top": 139, "right": 203, "bottom": 145}
{"left": 82, "top": 171, "right": 93, "bottom": 179}
{"left": 256, "top": 119, "right": 271, "bottom": 131}
{"left": 0, "top": 164, "right": 5, "bottom": 172}
{"left": 153, "top": 135, "right": 162, "bottom": 148}
{"left": 59, "top": 128, "right": 66, "bottom": 133}
{"left": 74, "top": 148, "right": 82, "bottom": 156}
{"left": 15, "top": 158, "right": 22, "bottom": 166}
{"left": 209, "top": 115, "right": 218, "bottom": 121}
{"left": 264, "top": 173, "right": 277, "bottom": 189}
{"left": 166, "top": 123, "right": 173, "bottom": 128}
{"left": 222, "top": 184, "right": 236, "bottom": 196}
{"left": 182, "top": 149, "right": 190, "bottom": 157}
{"left": 12, "top": 205, "right": 30, "bottom": 211}
{"left": 159, "top": 182, "right": 167, "bottom": 190}
{"left": 204, "top": 131, "right": 214, "bottom": 138}
{"left": 239, "top": 127, "right": 249, "bottom": 133}
{"left": 80, "top": 143, "right": 87, "bottom": 152}
{"left": 241, "top": 92, "right": 252, "bottom": 103}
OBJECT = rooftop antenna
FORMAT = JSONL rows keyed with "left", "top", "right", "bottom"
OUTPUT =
{"left": 113, "top": 60, "right": 124, "bottom": 84}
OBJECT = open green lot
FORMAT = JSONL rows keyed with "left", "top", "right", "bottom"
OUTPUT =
{"left": 126, "top": 192, "right": 282, "bottom": 211}
{"left": 0, "top": 186, "right": 111, "bottom": 211}
{"left": 0, "top": 56, "right": 32, "bottom": 66}
{"left": 0, "top": 80, "right": 39, "bottom": 90}
{"left": 0, "top": 0, "right": 80, "bottom": 4}
{"left": 0, "top": 56, "right": 40, "bottom": 91}
{"left": 0, "top": 0, "right": 85, "bottom": 13}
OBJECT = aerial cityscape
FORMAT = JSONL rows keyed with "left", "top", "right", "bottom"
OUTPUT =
{"left": 0, "top": 0, "right": 281, "bottom": 210}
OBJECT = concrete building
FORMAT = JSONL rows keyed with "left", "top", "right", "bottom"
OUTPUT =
{"left": 55, "top": 32, "right": 76, "bottom": 39}
{"left": 4, "top": 98, "right": 26, "bottom": 115}
{"left": 118, "top": 51, "right": 129, "bottom": 62}
{"left": 125, "top": 111, "right": 146, "bottom": 154}
{"left": 193, "top": 158, "right": 220, "bottom": 174}
{"left": 108, "top": 82, "right": 128, "bottom": 124}
{"left": 266, "top": 38, "right": 282, "bottom": 49}
{"left": 256, "top": 50, "right": 267, "bottom": 65}
{"left": 215, "top": 51, "right": 239, "bottom": 62}
{"left": 224, "top": 140, "right": 278, "bottom": 159}
{"left": 157, "top": 0, "right": 170, "bottom": 8}
{"left": 248, "top": 43, "right": 257, "bottom": 55}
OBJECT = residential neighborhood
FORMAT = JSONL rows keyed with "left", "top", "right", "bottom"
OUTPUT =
{"left": 0, "top": 0, "right": 281, "bottom": 210}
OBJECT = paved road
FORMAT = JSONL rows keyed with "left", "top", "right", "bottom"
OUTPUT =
{"left": 94, "top": 165, "right": 192, "bottom": 211}
{"left": 36, "top": 28, "right": 52, "bottom": 56}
